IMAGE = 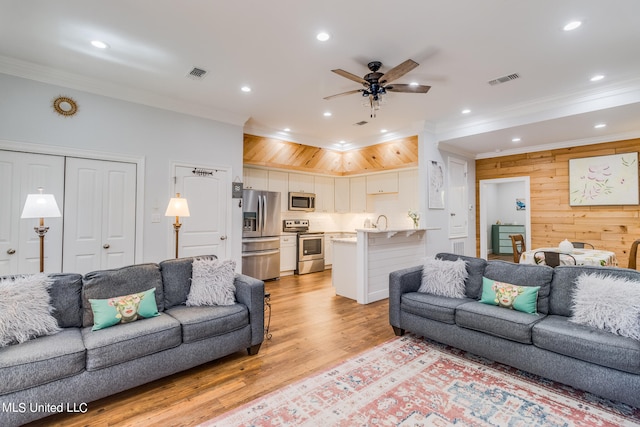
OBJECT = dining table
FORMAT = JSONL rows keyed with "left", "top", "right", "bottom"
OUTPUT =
{"left": 519, "top": 247, "right": 618, "bottom": 267}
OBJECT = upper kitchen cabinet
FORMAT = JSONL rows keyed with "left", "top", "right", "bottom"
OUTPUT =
{"left": 314, "top": 176, "right": 335, "bottom": 213}
{"left": 267, "top": 170, "right": 289, "bottom": 212}
{"left": 334, "top": 177, "right": 350, "bottom": 213}
{"left": 350, "top": 176, "right": 367, "bottom": 213}
{"left": 243, "top": 167, "right": 268, "bottom": 190}
{"left": 288, "top": 172, "right": 314, "bottom": 193}
{"left": 366, "top": 172, "right": 398, "bottom": 194}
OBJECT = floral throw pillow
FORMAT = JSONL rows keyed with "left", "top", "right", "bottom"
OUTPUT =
{"left": 89, "top": 288, "right": 159, "bottom": 331}
{"left": 480, "top": 277, "right": 540, "bottom": 314}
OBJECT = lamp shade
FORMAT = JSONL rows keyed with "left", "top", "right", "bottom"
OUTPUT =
{"left": 21, "top": 191, "right": 62, "bottom": 219}
{"left": 165, "top": 194, "right": 190, "bottom": 217}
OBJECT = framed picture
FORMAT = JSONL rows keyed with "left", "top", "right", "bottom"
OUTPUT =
{"left": 569, "top": 152, "right": 638, "bottom": 206}
{"left": 428, "top": 160, "right": 445, "bottom": 209}
{"left": 516, "top": 198, "right": 526, "bottom": 210}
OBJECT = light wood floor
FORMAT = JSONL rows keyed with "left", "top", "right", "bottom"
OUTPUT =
{"left": 31, "top": 270, "right": 395, "bottom": 426}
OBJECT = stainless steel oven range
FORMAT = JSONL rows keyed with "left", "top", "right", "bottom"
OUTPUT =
{"left": 283, "top": 219, "right": 325, "bottom": 275}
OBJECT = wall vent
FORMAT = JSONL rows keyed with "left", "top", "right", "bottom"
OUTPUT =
{"left": 353, "top": 120, "right": 368, "bottom": 126}
{"left": 186, "top": 67, "right": 208, "bottom": 80}
{"left": 452, "top": 241, "right": 465, "bottom": 255}
{"left": 488, "top": 73, "right": 520, "bottom": 86}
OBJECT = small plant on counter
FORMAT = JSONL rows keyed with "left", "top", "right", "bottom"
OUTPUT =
{"left": 408, "top": 210, "right": 420, "bottom": 228}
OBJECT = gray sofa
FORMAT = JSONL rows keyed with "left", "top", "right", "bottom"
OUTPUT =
{"left": 389, "top": 253, "right": 640, "bottom": 408}
{"left": 0, "top": 256, "right": 265, "bottom": 427}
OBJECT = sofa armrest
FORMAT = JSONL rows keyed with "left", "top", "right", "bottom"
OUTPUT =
{"left": 389, "top": 265, "right": 423, "bottom": 330}
{"left": 234, "top": 273, "right": 265, "bottom": 347}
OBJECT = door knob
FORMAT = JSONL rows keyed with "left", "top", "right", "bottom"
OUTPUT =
{"left": 7, "top": 248, "right": 16, "bottom": 255}
{"left": 103, "top": 244, "right": 110, "bottom": 249}
{"left": 220, "top": 236, "right": 227, "bottom": 240}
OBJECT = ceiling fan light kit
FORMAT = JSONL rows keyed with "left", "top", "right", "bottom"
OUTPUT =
{"left": 325, "top": 59, "right": 431, "bottom": 118}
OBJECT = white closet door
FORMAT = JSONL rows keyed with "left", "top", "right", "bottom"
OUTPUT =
{"left": 63, "top": 158, "right": 136, "bottom": 274}
{"left": 172, "top": 166, "right": 228, "bottom": 259}
{"left": 0, "top": 151, "right": 64, "bottom": 275}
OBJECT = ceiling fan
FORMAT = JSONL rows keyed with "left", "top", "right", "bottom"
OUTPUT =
{"left": 324, "top": 59, "right": 431, "bottom": 118}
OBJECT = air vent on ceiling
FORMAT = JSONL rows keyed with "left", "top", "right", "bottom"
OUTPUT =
{"left": 488, "top": 73, "right": 520, "bottom": 86}
{"left": 354, "top": 120, "right": 368, "bottom": 126}
{"left": 186, "top": 67, "right": 208, "bottom": 80}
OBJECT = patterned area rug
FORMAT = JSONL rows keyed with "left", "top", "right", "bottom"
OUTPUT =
{"left": 202, "top": 335, "right": 640, "bottom": 426}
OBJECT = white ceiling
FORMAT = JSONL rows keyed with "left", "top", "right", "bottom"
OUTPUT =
{"left": 1, "top": 0, "right": 639, "bottom": 157}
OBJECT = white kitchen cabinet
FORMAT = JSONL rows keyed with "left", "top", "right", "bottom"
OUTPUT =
{"left": 350, "top": 176, "right": 367, "bottom": 213}
{"left": 288, "top": 172, "right": 315, "bottom": 193}
{"left": 268, "top": 170, "right": 289, "bottom": 212}
{"left": 325, "top": 232, "right": 356, "bottom": 267}
{"left": 334, "top": 177, "right": 350, "bottom": 213}
{"left": 280, "top": 234, "right": 297, "bottom": 274}
{"left": 243, "top": 167, "right": 268, "bottom": 190}
{"left": 398, "top": 169, "right": 419, "bottom": 215}
{"left": 314, "top": 175, "right": 335, "bottom": 212}
{"left": 366, "top": 171, "right": 399, "bottom": 194}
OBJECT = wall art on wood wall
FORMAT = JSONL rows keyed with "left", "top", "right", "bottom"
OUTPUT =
{"left": 428, "top": 160, "right": 445, "bottom": 209}
{"left": 569, "top": 152, "right": 638, "bottom": 206}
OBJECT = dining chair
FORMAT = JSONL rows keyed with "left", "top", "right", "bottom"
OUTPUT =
{"left": 572, "top": 242, "right": 595, "bottom": 249}
{"left": 509, "top": 234, "right": 526, "bottom": 263}
{"left": 534, "top": 251, "right": 577, "bottom": 267}
{"left": 629, "top": 239, "right": 640, "bottom": 270}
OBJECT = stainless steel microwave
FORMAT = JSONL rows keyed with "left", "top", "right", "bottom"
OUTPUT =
{"left": 289, "top": 192, "right": 316, "bottom": 211}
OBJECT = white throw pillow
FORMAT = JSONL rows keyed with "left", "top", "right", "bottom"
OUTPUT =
{"left": 570, "top": 273, "right": 640, "bottom": 340}
{"left": 418, "top": 257, "right": 469, "bottom": 298}
{"left": 0, "top": 273, "right": 61, "bottom": 347}
{"left": 187, "top": 258, "right": 237, "bottom": 306}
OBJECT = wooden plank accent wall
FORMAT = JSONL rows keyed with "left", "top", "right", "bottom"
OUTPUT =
{"left": 475, "top": 138, "right": 640, "bottom": 268}
{"left": 243, "top": 134, "right": 418, "bottom": 176}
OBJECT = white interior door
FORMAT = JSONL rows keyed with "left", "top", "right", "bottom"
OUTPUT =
{"left": 64, "top": 157, "right": 136, "bottom": 274}
{"left": 448, "top": 158, "right": 468, "bottom": 238}
{"left": 0, "top": 151, "right": 64, "bottom": 274}
{"left": 173, "top": 166, "right": 228, "bottom": 259}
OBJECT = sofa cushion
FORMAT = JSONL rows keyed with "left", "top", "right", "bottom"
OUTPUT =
{"left": 89, "top": 288, "right": 160, "bottom": 331}
{"left": 484, "top": 261, "right": 553, "bottom": 314}
{"left": 401, "top": 292, "right": 474, "bottom": 324}
{"left": 187, "top": 258, "right": 237, "bottom": 306}
{"left": 418, "top": 257, "right": 468, "bottom": 298}
{"left": 82, "top": 263, "right": 164, "bottom": 327}
{"left": 436, "top": 253, "right": 488, "bottom": 299}
{"left": 48, "top": 273, "right": 83, "bottom": 328}
{"left": 0, "top": 274, "right": 61, "bottom": 346}
{"left": 456, "top": 301, "right": 545, "bottom": 344}
{"left": 165, "top": 304, "right": 249, "bottom": 343}
{"left": 0, "top": 328, "right": 85, "bottom": 395}
{"left": 82, "top": 313, "right": 181, "bottom": 371}
{"left": 480, "top": 277, "right": 540, "bottom": 314}
{"left": 160, "top": 255, "right": 218, "bottom": 309}
{"left": 533, "top": 315, "right": 640, "bottom": 375}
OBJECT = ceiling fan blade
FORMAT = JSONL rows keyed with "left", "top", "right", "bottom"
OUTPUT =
{"left": 331, "top": 69, "right": 368, "bottom": 85}
{"left": 385, "top": 84, "right": 431, "bottom": 94}
{"left": 380, "top": 59, "right": 419, "bottom": 84}
{"left": 323, "top": 89, "right": 363, "bottom": 100}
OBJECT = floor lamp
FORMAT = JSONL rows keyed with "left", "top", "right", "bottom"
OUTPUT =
{"left": 21, "top": 188, "right": 62, "bottom": 273}
{"left": 165, "top": 193, "right": 190, "bottom": 258}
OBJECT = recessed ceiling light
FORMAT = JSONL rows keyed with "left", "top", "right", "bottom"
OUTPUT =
{"left": 409, "top": 82, "right": 419, "bottom": 87}
{"left": 316, "top": 32, "right": 330, "bottom": 42}
{"left": 323, "top": 112, "right": 332, "bottom": 117}
{"left": 380, "top": 129, "right": 388, "bottom": 133}
{"left": 563, "top": 21, "right": 582, "bottom": 31}
{"left": 90, "top": 40, "right": 109, "bottom": 49}
{"left": 512, "top": 137, "right": 521, "bottom": 143}
{"left": 283, "top": 128, "right": 290, "bottom": 132}
{"left": 339, "top": 140, "right": 346, "bottom": 144}
{"left": 594, "top": 123, "right": 607, "bottom": 129}
{"left": 241, "top": 86, "right": 251, "bottom": 92}
{"left": 590, "top": 74, "right": 605, "bottom": 82}
{"left": 461, "top": 109, "right": 471, "bottom": 114}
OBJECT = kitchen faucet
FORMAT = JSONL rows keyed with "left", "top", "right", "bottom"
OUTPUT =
{"left": 375, "top": 214, "right": 388, "bottom": 231}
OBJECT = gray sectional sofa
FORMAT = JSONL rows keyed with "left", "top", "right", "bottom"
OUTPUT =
{"left": 0, "top": 256, "right": 265, "bottom": 427}
{"left": 389, "top": 253, "right": 640, "bottom": 408}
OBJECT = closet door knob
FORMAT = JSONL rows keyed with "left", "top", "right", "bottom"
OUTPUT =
{"left": 103, "top": 244, "right": 110, "bottom": 249}
{"left": 7, "top": 248, "right": 16, "bottom": 255}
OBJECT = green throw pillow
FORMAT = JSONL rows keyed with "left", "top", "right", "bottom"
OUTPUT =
{"left": 480, "top": 277, "right": 540, "bottom": 314}
{"left": 89, "top": 288, "right": 159, "bottom": 331}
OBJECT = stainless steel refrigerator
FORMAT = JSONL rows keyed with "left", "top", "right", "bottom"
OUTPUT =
{"left": 241, "top": 189, "right": 281, "bottom": 281}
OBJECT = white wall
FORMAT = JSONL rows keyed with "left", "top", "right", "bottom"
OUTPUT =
{"left": 0, "top": 73, "right": 244, "bottom": 267}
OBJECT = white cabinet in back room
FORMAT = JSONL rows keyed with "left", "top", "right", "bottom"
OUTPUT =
{"left": 350, "top": 176, "right": 367, "bottom": 213}
{"left": 334, "top": 177, "right": 350, "bottom": 213}
{"left": 366, "top": 171, "right": 398, "bottom": 194}
{"left": 243, "top": 167, "right": 268, "bottom": 190}
{"left": 288, "top": 172, "right": 315, "bottom": 193}
{"left": 314, "top": 176, "right": 335, "bottom": 212}
{"left": 268, "top": 170, "right": 289, "bottom": 212}
{"left": 280, "top": 234, "right": 297, "bottom": 275}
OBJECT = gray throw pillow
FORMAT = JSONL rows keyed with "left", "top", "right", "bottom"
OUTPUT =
{"left": 570, "top": 273, "right": 640, "bottom": 340}
{"left": 0, "top": 273, "right": 61, "bottom": 346}
{"left": 186, "top": 258, "right": 237, "bottom": 306}
{"left": 419, "top": 257, "right": 468, "bottom": 298}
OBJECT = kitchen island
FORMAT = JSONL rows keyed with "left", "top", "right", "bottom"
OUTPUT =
{"left": 332, "top": 228, "right": 435, "bottom": 304}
